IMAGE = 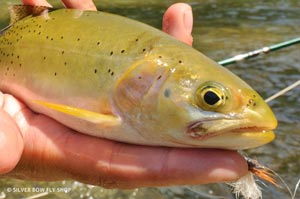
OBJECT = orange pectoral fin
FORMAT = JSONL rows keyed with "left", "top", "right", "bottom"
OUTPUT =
{"left": 33, "top": 100, "right": 121, "bottom": 127}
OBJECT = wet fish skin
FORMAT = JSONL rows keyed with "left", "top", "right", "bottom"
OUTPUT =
{"left": 0, "top": 7, "right": 277, "bottom": 149}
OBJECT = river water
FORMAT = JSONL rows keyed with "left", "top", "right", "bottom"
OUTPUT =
{"left": 0, "top": 0, "right": 300, "bottom": 198}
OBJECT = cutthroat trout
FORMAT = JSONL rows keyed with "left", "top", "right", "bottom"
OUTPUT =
{"left": 0, "top": 5, "right": 277, "bottom": 149}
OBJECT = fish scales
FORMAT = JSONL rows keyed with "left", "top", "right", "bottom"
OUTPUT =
{"left": 1, "top": 10, "right": 156, "bottom": 99}
{"left": 0, "top": 6, "right": 277, "bottom": 149}
{"left": 0, "top": 9, "right": 169, "bottom": 117}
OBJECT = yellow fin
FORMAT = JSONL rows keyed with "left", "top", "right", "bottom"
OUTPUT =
{"left": 33, "top": 100, "right": 121, "bottom": 126}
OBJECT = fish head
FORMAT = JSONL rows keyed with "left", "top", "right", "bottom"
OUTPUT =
{"left": 114, "top": 50, "right": 277, "bottom": 150}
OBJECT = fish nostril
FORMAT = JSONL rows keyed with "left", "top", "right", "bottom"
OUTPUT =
{"left": 246, "top": 98, "right": 257, "bottom": 108}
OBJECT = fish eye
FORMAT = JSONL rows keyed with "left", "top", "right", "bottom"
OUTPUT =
{"left": 195, "top": 82, "right": 228, "bottom": 110}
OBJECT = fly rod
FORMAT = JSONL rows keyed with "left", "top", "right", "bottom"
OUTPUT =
{"left": 218, "top": 37, "right": 300, "bottom": 66}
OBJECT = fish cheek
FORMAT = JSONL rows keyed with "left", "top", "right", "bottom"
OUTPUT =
{"left": 113, "top": 61, "right": 160, "bottom": 116}
{"left": 115, "top": 72, "right": 151, "bottom": 111}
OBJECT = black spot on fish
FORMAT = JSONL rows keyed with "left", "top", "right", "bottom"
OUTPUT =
{"left": 110, "top": 51, "right": 114, "bottom": 56}
{"left": 77, "top": 38, "right": 80, "bottom": 41}
{"left": 51, "top": 38, "right": 54, "bottom": 41}
{"left": 94, "top": 69, "right": 98, "bottom": 74}
{"left": 46, "top": 36, "right": 49, "bottom": 39}
{"left": 138, "top": 76, "right": 142, "bottom": 79}
{"left": 54, "top": 72, "right": 57, "bottom": 76}
{"left": 19, "top": 64, "right": 22, "bottom": 67}
{"left": 164, "top": 89, "right": 171, "bottom": 98}
{"left": 62, "top": 51, "right": 65, "bottom": 55}
{"left": 97, "top": 42, "right": 100, "bottom": 46}
{"left": 136, "top": 38, "right": 139, "bottom": 42}
{"left": 43, "top": 56, "right": 46, "bottom": 60}
{"left": 108, "top": 69, "right": 114, "bottom": 76}
{"left": 178, "top": 60, "right": 183, "bottom": 64}
{"left": 158, "top": 56, "right": 162, "bottom": 59}
{"left": 142, "top": 48, "right": 146, "bottom": 52}
{"left": 64, "top": 62, "right": 67, "bottom": 66}
{"left": 61, "top": 36, "right": 64, "bottom": 39}
{"left": 157, "top": 75, "right": 162, "bottom": 80}
{"left": 121, "top": 50, "right": 125, "bottom": 53}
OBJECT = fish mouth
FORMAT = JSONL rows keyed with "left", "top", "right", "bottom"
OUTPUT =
{"left": 186, "top": 121, "right": 276, "bottom": 150}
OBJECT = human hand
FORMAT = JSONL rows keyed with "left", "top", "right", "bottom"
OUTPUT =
{"left": 0, "top": 0, "right": 247, "bottom": 188}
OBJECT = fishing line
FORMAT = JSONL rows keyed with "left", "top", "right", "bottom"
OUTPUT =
{"left": 292, "top": 178, "right": 300, "bottom": 199}
{"left": 265, "top": 79, "right": 300, "bottom": 103}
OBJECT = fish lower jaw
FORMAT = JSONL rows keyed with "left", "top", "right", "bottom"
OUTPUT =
{"left": 187, "top": 123, "right": 274, "bottom": 138}
{"left": 231, "top": 126, "right": 272, "bottom": 134}
{"left": 186, "top": 126, "right": 275, "bottom": 150}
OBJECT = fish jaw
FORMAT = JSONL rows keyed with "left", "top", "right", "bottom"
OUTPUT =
{"left": 185, "top": 97, "right": 277, "bottom": 150}
{"left": 188, "top": 130, "right": 275, "bottom": 150}
{"left": 187, "top": 124, "right": 275, "bottom": 150}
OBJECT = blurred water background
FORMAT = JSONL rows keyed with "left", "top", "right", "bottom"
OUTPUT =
{"left": 0, "top": 0, "right": 300, "bottom": 198}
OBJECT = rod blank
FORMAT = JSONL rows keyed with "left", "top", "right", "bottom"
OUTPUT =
{"left": 218, "top": 38, "right": 300, "bottom": 66}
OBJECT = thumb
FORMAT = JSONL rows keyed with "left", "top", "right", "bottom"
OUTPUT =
{"left": 162, "top": 3, "right": 193, "bottom": 46}
{"left": 0, "top": 109, "right": 24, "bottom": 174}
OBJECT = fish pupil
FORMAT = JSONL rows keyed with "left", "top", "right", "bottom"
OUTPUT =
{"left": 204, "top": 91, "right": 220, "bottom": 105}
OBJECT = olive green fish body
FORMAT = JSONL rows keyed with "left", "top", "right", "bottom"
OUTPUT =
{"left": 0, "top": 8, "right": 170, "bottom": 143}
{"left": 0, "top": 6, "right": 277, "bottom": 149}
